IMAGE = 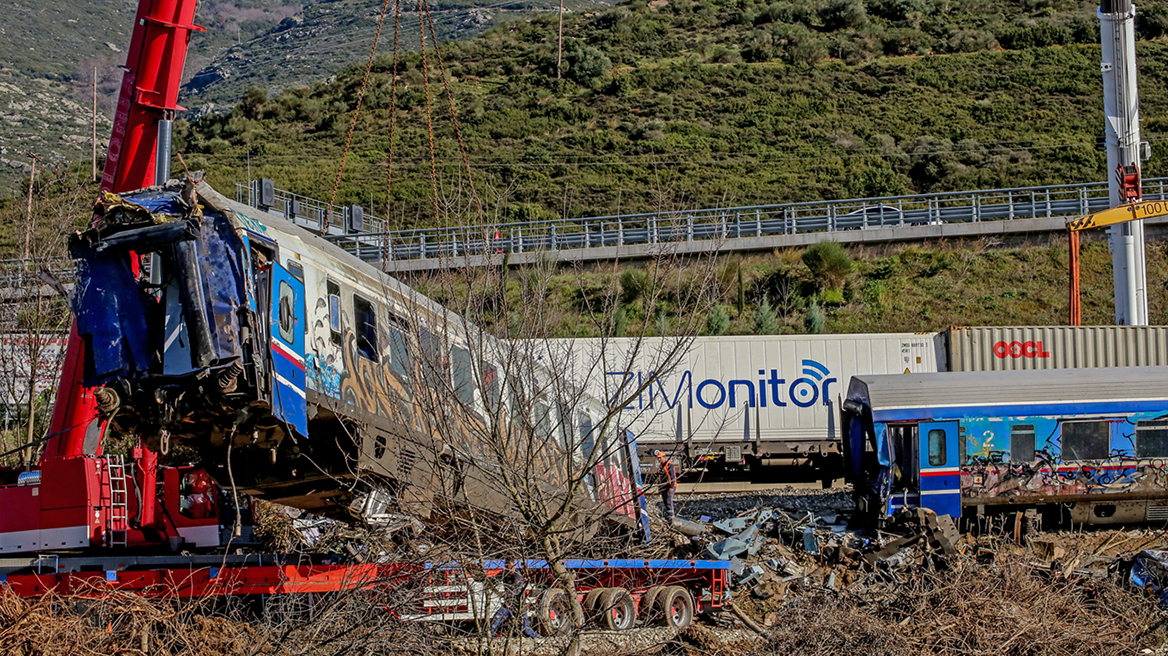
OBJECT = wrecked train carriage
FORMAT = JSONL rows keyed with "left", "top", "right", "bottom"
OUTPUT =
{"left": 841, "top": 367, "right": 1168, "bottom": 527}
{"left": 70, "top": 179, "right": 644, "bottom": 529}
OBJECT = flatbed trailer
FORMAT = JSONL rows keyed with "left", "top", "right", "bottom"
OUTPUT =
{"left": 0, "top": 554, "right": 729, "bottom": 634}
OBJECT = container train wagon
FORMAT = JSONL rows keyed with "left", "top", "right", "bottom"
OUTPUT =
{"left": 549, "top": 334, "right": 941, "bottom": 477}
{"left": 65, "top": 178, "right": 646, "bottom": 539}
{"left": 841, "top": 366, "right": 1168, "bottom": 527}
{"left": 556, "top": 326, "right": 1168, "bottom": 480}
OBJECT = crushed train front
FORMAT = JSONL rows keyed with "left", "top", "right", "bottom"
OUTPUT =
{"left": 69, "top": 178, "right": 352, "bottom": 511}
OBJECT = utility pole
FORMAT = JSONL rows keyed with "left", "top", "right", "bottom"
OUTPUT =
{"left": 92, "top": 66, "right": 98, "bottom": 183}
{"left": 23, "top": 152, "right": 40, "bottom": 266}
{"left": 557, "top": 0, "right": 564, "bottom": 79}
{"left": 1099, "top": 0, "right": 1149, "bottom": 325}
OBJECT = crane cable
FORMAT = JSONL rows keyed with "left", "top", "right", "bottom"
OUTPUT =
{"left": 422, "top": 0, "right": 483, "bottom": 223}
{"left": 416, "top": 0, "right": 443, "bottom": 229}
{"left": 383, "top": 0, "right": 404, "bottom": 264}
{"left": 328, "top": 0, "right": 484, "bottom": 241}
{"left": 325, "top": 0, "right": 396, "bottom": 233}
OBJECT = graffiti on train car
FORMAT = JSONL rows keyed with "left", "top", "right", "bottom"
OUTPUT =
{"left": 959, "top": 413, "right": 1168, "bottom": 499}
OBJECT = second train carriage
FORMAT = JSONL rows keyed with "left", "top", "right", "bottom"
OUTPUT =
{"left": 841, "top": 366, "right": 1168, "bottom": 527}
{"left": 66, "top": 177, "right": 647, "bottom": 535}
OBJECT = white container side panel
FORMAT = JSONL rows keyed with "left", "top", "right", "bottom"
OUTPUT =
{"left": 947, "top": 326, "right": 1168, "bottom": 371}
{"left": 545, "top": 334, "right": 944, "bottom": 449}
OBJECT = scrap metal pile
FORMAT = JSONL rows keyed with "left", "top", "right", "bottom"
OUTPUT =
{"left": 647, "top": 492, "right": 1168, "bottom": 655}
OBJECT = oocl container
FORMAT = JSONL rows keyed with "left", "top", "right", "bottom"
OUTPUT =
{"left": 946, "top": 325, "right": 1168, "bottom": 371}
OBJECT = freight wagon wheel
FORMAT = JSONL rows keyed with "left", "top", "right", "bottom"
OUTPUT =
{"left": 597, "top": 588, "right": 636, "bottom": 631}
{"left": 536, "top": 589, "right": 576, "bottom": 636}
{"left": 639, "top": 586, "right": 666, "bottom": 624}
{"left": 655, "top": 586, "right": 694, "bottom": 629}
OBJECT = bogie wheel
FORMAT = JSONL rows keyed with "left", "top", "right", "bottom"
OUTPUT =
{"left": 596, "top": 588, "right": 636, "bottom": 631}
{"left": 655, "top": 586, "right": 694, "bottom": 629}
{"left": 536, "top": 589, "right": 576, "bottom": 637}
{"left": 639, "top": 586, "right": 666, "bottom": 624}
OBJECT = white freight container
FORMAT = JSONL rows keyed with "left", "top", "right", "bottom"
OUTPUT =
{"left": 545, "top": 333, "right": 944, "bottom": 465}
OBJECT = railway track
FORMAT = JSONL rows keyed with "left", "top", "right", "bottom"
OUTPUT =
{"left": 677, "top": 480, "right": 845, "bottom": 495}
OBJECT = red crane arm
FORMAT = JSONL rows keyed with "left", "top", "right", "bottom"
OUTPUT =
{"left": 45, "top": 0, "right": 203, "bottom": 462}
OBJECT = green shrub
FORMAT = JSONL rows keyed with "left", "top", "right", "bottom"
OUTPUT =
{"left": 612, "top": 300, "right": 629, "bottom": 337}
{"left": 655, "top": 308, "right": 670, "bottom": 336}
{"left": 706, "top": 304, "right": 730, "bottom": 335}
{"left": 802, "top": 241, "right": 853, "bottom": 290}
{"left": 753, "top": 298, "right": 779, "bottom": 334}
{"left": 868, "top": 0, "right": 933, "bottom": 22}
{"left": 819, "top": 0, "right": 866, "bottom": 31}
{"left": 620, "top": 269, "right": 650, "bottom": 304}
{"left": 822, "top": 288, "right": 845, "bottom": 305}
{"left": 565, "top": 44, "right": 612, "bottom": 85}
{"left": 804, "top": 300, "right": 826, "bottom": 334}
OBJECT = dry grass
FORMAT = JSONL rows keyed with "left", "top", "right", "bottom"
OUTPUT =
{"left": 757, "top": 553, "right": 1165, "bottom": 656}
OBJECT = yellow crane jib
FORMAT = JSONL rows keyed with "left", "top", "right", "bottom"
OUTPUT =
{"left": 1067, "top": 199, "right": 1168, "bottom": 232}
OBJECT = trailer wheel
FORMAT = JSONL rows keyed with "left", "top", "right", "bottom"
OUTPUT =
{"left": 597, "top": 588, "right": 636, "bottom": 631}
{"left": 583, "top": 587, "right": 607, "bottom": 623}
{"left": 639, "top": 586, "right": 666, "bottom": 624}
{"left": 656, "top": 586, "right": 694, "bottom": 629}
{"left": 536, "top": 589, "right": 575, "bottom": 636}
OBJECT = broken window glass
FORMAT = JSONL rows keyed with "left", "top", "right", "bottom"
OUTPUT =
{"left": 277, "top": 281, "right": 295, "bottom": 344}
{"left": 1061, "top": 421, "right": 1109, "bottom": 460}
{"left": 452, "top": 346, "right": 475, "bottom": 406}
{"left": 1136, "top": 420, "right": 1168, "bottom": 458}
{"left": 353, "top": 294, "right": 378, "bottom": 362}
{"left": 1010, "top": 424, "right": 1036, "bottom": 463}
{"left": 927, "top": 428, "right": 946, "bottom": 467}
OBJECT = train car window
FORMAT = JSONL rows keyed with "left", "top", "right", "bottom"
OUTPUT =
{"left": 927, "top": 429, "right": 946, "bottom": 466}
{"left": 420, "top": 328, "right": 449, "bottom": 389}
{"left": 557, "top": 402, "right": 573, "bottom": 450}
{"left": 287, "top": 260, "right": 304, "bottom": 282}
{"left": 452, "top": 346, "right": 475, "bottom": 406}
{"left": 353, "top": 294, "right": 379, "bottom": 362}
{"left": 1061, "top": 421, "right": 1109, "bottom": 460}
{"left": 1010, "top": 425, "right": 1036, "bottom": 462}
{"left": 1136, "top": 420, "right": 1168, "bottom": 458}
{"left": 482, "top": 362, "right": 501, "bottom": 413}
{"left": 327, "top": 279, "right": 341, "bottom": 345}
{"left": 387, "top": 316, "right": 411, "bottom": 379}
{"left": 277, "top": 281, "right": 295, "bottom": 343}
{"left": 579, "top": 414, "right": 596, "bottom": 463}
{"left": 534, "top": 401, "right": 552, "bottom": 443}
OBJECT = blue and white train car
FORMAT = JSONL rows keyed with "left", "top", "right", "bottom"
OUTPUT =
{"left": 841, "top": 367, "right": 1168, "bottom": 526}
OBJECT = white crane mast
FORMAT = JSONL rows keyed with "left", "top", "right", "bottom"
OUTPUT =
{"left": 1099, "top": 0, "right": 1148, "bottom": 325}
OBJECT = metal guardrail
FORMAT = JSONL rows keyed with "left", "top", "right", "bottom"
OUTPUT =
{"left": 244, "top": 178, "right": 1168, "bottom": 263}
{"left": 235, "top": 182, "right": 387, "bottom": 236}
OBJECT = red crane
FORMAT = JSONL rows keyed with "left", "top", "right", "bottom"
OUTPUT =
{"left": 2, "top": 0, "right": 220, "bottom": 555}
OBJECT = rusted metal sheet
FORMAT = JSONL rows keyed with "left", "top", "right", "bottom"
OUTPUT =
{"left": 947, "top": 325, "right": 1168, "bottom": 371}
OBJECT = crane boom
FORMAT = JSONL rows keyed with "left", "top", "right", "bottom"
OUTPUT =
{"left": 46, "top": 0, "right": 204, "bottom": 463}
{"left": 1066, "top": 198, "right": 1168, "bottom": 325}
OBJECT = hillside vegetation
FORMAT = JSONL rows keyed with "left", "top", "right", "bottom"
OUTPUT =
{"left": 402, "top": 235, "right": 1163, "bottom": 337}
{"left": 0, "top": 0, "right": 592, "bottom": 197}
{"left": 176, "top": 0, "right": 1168, "bottom": 225}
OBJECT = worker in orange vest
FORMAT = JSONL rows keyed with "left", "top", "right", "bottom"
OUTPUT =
{"left": 655, "top": 451, "right": 677, "bottom": 523}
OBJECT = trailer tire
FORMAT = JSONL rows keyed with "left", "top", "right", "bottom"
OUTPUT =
{"left": 535, "top": 589, "right": 575, "bottom": 636}
{"left": 584, "top": 587, "right": 607, "bottom": 624}
{"left": 597, "top": 588, "right": 636, "bottom": 631}
{"left": 639, "top": 586, "right": 666, "bottom": 624}
{"left": 656, "top": 586, "right": 694, "bottom": 629}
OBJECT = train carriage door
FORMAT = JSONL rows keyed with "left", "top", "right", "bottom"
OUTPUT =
{"left": 269, "top": 262, "right": 309, "bottom": 438}
{"left": 918, "top": 421, "right": 960, "bottom": 518}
